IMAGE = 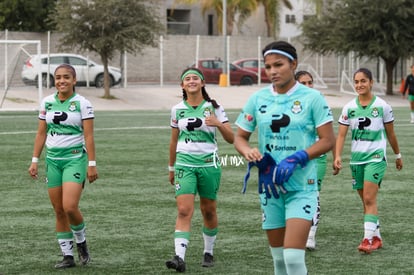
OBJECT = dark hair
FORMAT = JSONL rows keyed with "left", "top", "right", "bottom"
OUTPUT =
{"left": 180, "top": 68, "right": 220, "bottom": 109}
{"left": 353, "top": 68, "right": 373, "bottom": 81}
{"left": 54, "top": 63, "right": 76, "bottom": 78}
{"left": 295, "top": 70, "right": 313, "bottom": 81}
{"left": 262, "top": 41, "right": 298, "bottom": 60}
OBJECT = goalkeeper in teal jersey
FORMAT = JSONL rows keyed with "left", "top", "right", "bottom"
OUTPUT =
{"left": 333, "top": 68, "right": 403, "bottom": 254}
{"left": 28, "top": 64, "right": 97, "bottom": 269}
{"left": 234, "top": 41, "right": 335, "bottom": 275}
{"left": 166, "top": 68, "right": 234, "bottom": 272}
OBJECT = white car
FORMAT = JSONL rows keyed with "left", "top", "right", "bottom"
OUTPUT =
{"left": 21, "top": 53, "right": 122, "bottom": 88}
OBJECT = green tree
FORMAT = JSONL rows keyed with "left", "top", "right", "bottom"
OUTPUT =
{"left": 0, "top": 0, "right": 56, "bottom": 31}
{"left": 49, "top": 0, "right": 163, "bottom": 98}
{"left": 301, "top": 0, "right": 414, "bottom": 95}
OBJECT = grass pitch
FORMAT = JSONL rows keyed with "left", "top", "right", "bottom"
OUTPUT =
{"left": 0, "top": 107, "right": 413, "bottom": 274}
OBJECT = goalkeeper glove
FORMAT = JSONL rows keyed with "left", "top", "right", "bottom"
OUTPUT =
{"left": 243, "top": 153, "right": 285, "bottom": 199}
{"left": 275, "top": 150, "right": 309, "bottom": 185}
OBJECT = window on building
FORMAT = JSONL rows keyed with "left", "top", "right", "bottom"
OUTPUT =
{"left": 285, "top": 14, "right": 296, "bottom": 24}
{"left": 167, "top": 9, "right": 191, "bottom": 35}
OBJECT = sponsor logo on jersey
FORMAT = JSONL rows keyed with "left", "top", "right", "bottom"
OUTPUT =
{"left": 244, "top": 113, "right": 253, "bottom": 122}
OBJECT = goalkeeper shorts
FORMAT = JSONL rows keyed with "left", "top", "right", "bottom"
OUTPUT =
{"left": 260, "top": 190, "right": 317, "bottom": 230}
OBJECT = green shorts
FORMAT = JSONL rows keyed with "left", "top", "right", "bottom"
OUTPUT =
{"left": 316, "top": 154, "right": 327, "bottom": 191}
{"left": 174, "top": 165, "right": 221, "bottom": 200}
{"left": 260, "top": 190, "right": 317, "bottom": 230}
{"left": 408, "top": 94, "right": 414, "bottom": 101}
{"left": 46, "top": 154, "right": 87, "bottom": 188}
{"left": 350, "top": 161, "right": 386, "bottom": 190}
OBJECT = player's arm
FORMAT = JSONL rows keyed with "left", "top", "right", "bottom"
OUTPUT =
{"left": 307, "top": 121, "right": 335, "bottom": 160}
{"left": 333, "top": 124, "right": 348, "bottom": 175}
{"left": 168, "top": 127, "right": 179, "bottom": 185}
{"left": 234, "top": 127, "right": 261, "bottom": 162}
{"left": 217, "top": 122, "right": 234, "bottom": 144}
{"left": 83, "top": 118, "right": 98, "bottom": 183}
{"left": 205, "top": 114, "right": 234, "bottom": 144}
{"left": 384, "top": 122, "right": 403, "bottom": 170}
{"left": 28, "top": 119, "right": 47, "bottom": 179}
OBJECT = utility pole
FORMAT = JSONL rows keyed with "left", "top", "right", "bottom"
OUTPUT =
{"left": 219, "top": 0, "right": 228, "bottom": 87}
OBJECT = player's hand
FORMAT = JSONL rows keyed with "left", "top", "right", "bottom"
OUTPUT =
{"left": 275, "top": 150, "right": 309, "bottom": 184}
{"left": 205, "top": 114, "right": 220, "bottom": 127}
{"left": 332, "top": 158, "right": 342, "bottom": 175}
{"left": 28, "top": 163, "right": 38, "bottom": 179}
{"left": 243, "top": 153, "right": 283, "bottom": 199}
{"left": 87, "top": 166, "right": 98, "bottom": 183}
{"left": 169, "top": 171, "right": 174, "bottom": 185}
{"left": 396, "top": 158, "right": 403, "bottom": 171}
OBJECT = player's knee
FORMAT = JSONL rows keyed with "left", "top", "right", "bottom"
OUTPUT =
{"left": 284, "top": 248, "right": 307, "bottom": 275}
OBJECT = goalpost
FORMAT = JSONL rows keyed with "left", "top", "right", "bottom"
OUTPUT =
{"left": 0, "top": 39, "right": 42, "bottom": 108}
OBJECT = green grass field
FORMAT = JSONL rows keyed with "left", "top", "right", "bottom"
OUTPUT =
{"left": 1, "top": 107, "right": 413, "bottom": 275}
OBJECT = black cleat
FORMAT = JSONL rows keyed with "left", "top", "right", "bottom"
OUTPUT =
{"left": 201, "top": 252, "right": 214, "bottom": 267}
{"left": 54, "top": 255, "right": 75, "bottom": 269}
{"left": 165, "top": 255, "right": 186, "bottom": 272}
{"left": 77, "top": 241, "right": 91, "bottom": 265}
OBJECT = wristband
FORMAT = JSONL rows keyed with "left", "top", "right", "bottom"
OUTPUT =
{"left": 88, "top": 160, "right": 96, "bottom": 167}
{"left": 168, "top": 166, "right": 175, "bottom": 172}
{"left": 32, "top": 157, "right": 39, "bottom": 163}
{"left": 395, "top": 153, "right": 402, "bottom": 159}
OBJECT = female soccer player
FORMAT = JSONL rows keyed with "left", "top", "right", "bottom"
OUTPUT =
{"left": 402, "top": 64, "right": 414, "bottom": 123}
{"left": 333, "top": 68, "right": 403, "bottom": 254}
{"left": 295, "top": 70, "right": 326, "bottom": 250}
{"left": 28, "top": 64, "right": 98, "bottom": 268}
{"left": 234, "top": 41, "right": 335, "bottom": 274}
{"left": 166, "top": 68, "right": 234, "bottom": 272}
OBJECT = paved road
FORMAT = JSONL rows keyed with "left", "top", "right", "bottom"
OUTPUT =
{"left": 0, "top": 84, "right": 407, "bottom": 111}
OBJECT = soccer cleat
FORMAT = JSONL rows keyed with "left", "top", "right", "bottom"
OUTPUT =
{"left": 77, "top": 241, "right": 91, "bottom": 265}
{"left": 371, "top": 236, "right": 383, "bottom": 250}
{"left": 358, "top": 238, "right": 372, "bottom": 254}
{"left": 166, "top": 255, "right": 186, "bottom": 272}
{"left": 306, "top": 236, "right": 316, "bottom": 250}
{"left": 201, "top": 252, "right": 214, "bottom": 267}
{"left": 54, "top": 255, "right": 76, "bottom": 269}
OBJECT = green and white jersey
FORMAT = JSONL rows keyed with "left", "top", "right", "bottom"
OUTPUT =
{"left": 39, "top": 92, "right": 94, "bottom": 160}
{"left": 171, "top": 100, "right": 229, "bottom": 167}
{"left": 236, "top": 84, "right": 333, "bottom": 191}
{"left": 338, "top": 95, "right": 393, "bottom": 165}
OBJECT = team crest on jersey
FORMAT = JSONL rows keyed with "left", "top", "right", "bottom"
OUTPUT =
{"left": 68, "top": 102, "right": 77, "bottom": 112}
{"left": 371, "top": 107, "right": 379, "bottom": 117}
{"left": 203, "top": 107, "right": 212, "bottom": 117}
{"left": 291, "top": 100, "right": 302, "bottom": 114}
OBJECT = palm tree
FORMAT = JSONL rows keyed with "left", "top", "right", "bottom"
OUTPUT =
{"left": 174, "top": 0, "right": 293, "bottom": 37}
{"left": 173, "top": 0, "right": 258, "bottom": 35}
{"left": 257, "top": 0, "right": 293, "bottom": 38}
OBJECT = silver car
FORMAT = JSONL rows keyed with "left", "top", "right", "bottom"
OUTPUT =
{"left": 21, "top": 53, "right": 122, "bottom": 88}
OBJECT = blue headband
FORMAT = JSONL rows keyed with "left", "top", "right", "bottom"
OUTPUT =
{"left": 263, "top": 49, "right": 295, "bottom": 60}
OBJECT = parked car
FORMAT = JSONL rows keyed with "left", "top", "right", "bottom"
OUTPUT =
{"left": 21, "top": 53, "right": 122, "bottom": 88}
{"left": 189, "top": 58, "right": 258, "bottom": 85}
{"left": 232, "top": 58, "right": 270, "bottom": 83}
